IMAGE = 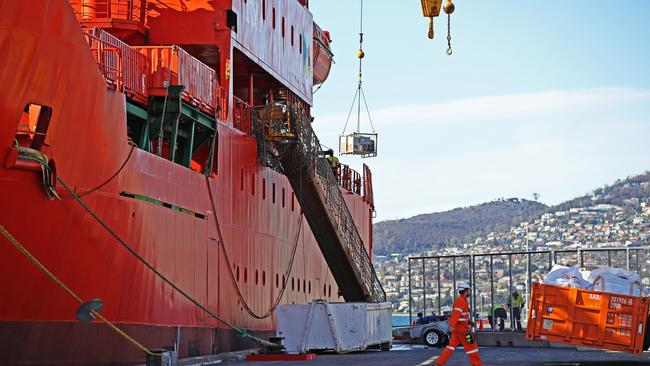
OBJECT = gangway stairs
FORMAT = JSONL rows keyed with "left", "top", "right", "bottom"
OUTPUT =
{"left": 254, "top": 106, "right": 385, "bottom": 303}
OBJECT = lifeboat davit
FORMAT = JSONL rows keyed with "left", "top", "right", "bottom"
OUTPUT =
{"left": 313, "top": 23, "right": 333, "bottom": 85}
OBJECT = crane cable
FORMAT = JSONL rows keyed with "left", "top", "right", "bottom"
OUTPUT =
{"left": 341, "top": 0, "right": 375, "bottom": 136}
{"left": 0, "top": 224, "right": 161, "bottom": 357}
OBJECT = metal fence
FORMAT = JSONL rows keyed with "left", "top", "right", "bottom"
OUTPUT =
{"left": 407, "top": 247, "right": 650, "bottom": 330}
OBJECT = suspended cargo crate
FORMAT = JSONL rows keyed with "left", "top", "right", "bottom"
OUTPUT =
{"left": 85, "top": 28, "right": 148, "bottom": 103}
{"left": 339, "top": 132, "right": 377, "bottom": 158}
{"left": 136, "top": 45, "right": 223, "bottom": 116}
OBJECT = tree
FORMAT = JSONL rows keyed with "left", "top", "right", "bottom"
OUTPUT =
{"left": 532, "top": 192, "right": 540, "bottom": 202}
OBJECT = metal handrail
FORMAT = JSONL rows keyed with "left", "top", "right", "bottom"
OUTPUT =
{"left": 84, "top": 33, "right": 123, "bottom": 91}
{"left": 254, "top": 104, "right": 385, "bottom": 302}
{"left": 70, "top": 0, "right": 146, "bottom": 24}
{"left": 233, "top": 96, "right": 252, "bottom": 135}
{"left": 216, "top": 85, "right": 227, "bottom": 122}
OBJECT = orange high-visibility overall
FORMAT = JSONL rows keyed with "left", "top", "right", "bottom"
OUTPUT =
{"left": 436, "top": 295, "right": 483, "bottom": 366}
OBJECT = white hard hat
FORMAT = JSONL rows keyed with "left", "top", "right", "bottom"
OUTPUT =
{"left": 458, "top": 282, "right": 471, "bottom": 291}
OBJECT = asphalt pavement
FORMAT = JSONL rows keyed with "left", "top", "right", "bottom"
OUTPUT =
{"left": 226, "top": 345, "right": 650, "bottom": 366}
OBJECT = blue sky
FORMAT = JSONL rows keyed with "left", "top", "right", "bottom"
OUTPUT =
{"left": 308, "top": 1, "right": 650, "bottom": 221}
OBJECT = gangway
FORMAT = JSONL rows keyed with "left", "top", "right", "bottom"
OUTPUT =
{"left": 254, "top": 105, "right": 385, "bottom": 303}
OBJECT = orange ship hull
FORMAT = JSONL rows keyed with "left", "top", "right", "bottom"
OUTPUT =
{"left": 0, "top": 1, "right": 374, "bottom": 364}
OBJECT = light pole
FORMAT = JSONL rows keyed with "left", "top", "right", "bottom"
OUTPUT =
{"left": 525, "top": 227, "right": 530, "bottom": 327}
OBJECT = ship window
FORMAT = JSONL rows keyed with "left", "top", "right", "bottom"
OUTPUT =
{"left": 302, "top": 279, "right": 306, "bottom": 293}
{"left": 275, "top": 273, "right": 279, "bottom": 288}
{"left": 308, "top": 281, "right": 311, "bottom": 294}
{"left": 323, "top": 284, "right": 326, "bottom": 297}
{"left": 262, "top": 0, "right": 266, "bottom": 20}
{"left": 240, "top": 168, "right": 244, "bottom": 191}
{"left": 262, "top": 178, "right": 266, "bottom": 200}
{"left": 299, "top": 34, "right": 303, "bottom": 54}
{"left": 272, "top": 7, "right": 276, "bottom": 29}
{"left": 281, "top": 17, "right": 285, "bottom": 38}
{"left": 251, "top": 173, "right": 255, "bottom": 195}
{"left": 236, "top": 266, "right": 240, "bottom": 282}
{"left": 291, "top": 277, "right": 295, "bottom": 291}
{"left": 272, "top": 183, "right": 276, "bottom": 203}
{"left": 262, "top": 271, "right": 266, "bottom": 286}
{"left": 255, "top": 269, "right": 259, "bottom": 285}
{"left": 291, "top": 193, "right": 295, "bottom": 211}
{"left": 297, "top": 278, "right": 301, "bottom": 292}
{"left": 15, "top": 103, "right": 52, "bottom": 151}
{"left": 328, "top": 285, "right": 331, "bottom": 297}
{"left": 283, "top": 275, "right": 286, "bottom": 287}
{"left": 244, "top": 267, "right": 248, "bottom": 283}
{"left": 282, "top": 188, "right": 285, "bottom": 207}
{"left": 291, "top": 26, "right": 294, "bottom": 46}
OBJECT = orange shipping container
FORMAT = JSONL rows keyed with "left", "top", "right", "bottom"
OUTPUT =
{"left": 526, "top": 282, "right": 650, "bottom": 354}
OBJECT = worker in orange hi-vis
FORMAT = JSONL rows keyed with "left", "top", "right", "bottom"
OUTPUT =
{"left": 435, "top": 282, "right": 483, "bottom": 366}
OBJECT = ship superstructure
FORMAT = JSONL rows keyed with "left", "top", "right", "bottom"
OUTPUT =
{"left": 0, "top": 0, "right": 383, "bottom": 364}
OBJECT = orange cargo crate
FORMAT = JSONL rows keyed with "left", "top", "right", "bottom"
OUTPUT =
{"left": 526, "top": 282, "right": 650, "bottom": 354}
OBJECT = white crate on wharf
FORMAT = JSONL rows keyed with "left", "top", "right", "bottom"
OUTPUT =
{"left": 276, "top": 300, "right": 392, "bottom": 354}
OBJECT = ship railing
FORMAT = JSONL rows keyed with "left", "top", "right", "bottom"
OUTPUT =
{"left": 336, "top": 164, "right": 362, "bottom": 196}
{"left": 86, "top": 28, "right": 148, "bottom": 103}
{"left": 216, "top": 85, "right": 227, "bottom": 122}
{"left": 70, "top": 0, "right": 146, "bottom": 27}
{"left": 233, "top": 96, "right": 253, "bottom": 135}
{"left": 135, "top": 46, "right": 221, "bottom": 116}
{"left": 84, "top": 33, "right": 123, "bottom": 92}
{"left": 315, "top": 157, "right": 385, "bottom": 302}
{"left": 362, "top": 164, "right": 374, "bottom": 208}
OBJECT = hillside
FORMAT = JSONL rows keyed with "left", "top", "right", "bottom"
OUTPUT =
{"left": 372, "top": 198, "right": 548, "bottom": 256}
{"left": 549, "top": 171, "right": 650, "bottom": 213}
{"left": 374, "top": 172, "right": 650, "bottom": 313}
{"left": 475, "top": 171, "right": 650, "bottom": 250}
{"left": 373, "top": 171, "right": 650, "bottom": 256}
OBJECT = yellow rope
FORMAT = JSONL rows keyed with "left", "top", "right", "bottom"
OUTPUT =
{"left": 0, "top": 224, "right": 160, "bottom": 357}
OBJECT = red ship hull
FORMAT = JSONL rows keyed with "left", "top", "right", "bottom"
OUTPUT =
{"left": 0, "top": 1, "right": 374, "bottom": 364}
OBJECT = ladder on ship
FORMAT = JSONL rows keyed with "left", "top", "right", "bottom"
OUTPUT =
{"left": 254, "top": 107, "right": 385, "bottom": 303}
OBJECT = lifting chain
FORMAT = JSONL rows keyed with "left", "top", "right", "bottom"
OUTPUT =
{"left": 443, "top": 0, "right": 455, "bottom": 55}
{"left": 446, "top": 13, "right": 452, "bottom": 55}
